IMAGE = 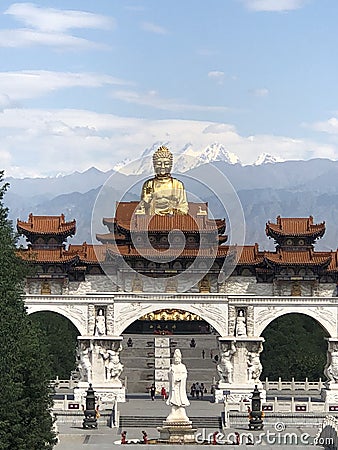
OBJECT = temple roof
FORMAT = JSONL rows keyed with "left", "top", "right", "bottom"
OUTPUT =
{"left": 17, "top": 213, "right": 76, "bottom": 236}
{"left": 102, "top": 202, "right": 225, "bottom": 234}
{"left": 266, "top": 216, "right": 325, "bottom": 239}
{"left": 264, "top": 249, "right": 331, "bottom": 267}
{"left": 18, "top": 248, "right": 78, "bottom": 264}
{"left": 68, "top": 243, "right": 107, "bottom": 264}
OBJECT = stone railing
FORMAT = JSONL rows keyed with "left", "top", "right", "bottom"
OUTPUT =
{"left": 263, "top": 377, "right": 325, "bottom": 391}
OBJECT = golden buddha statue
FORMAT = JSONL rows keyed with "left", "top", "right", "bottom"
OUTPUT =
{"left": 137, "top": 146, "right": 188, "bottom": 216}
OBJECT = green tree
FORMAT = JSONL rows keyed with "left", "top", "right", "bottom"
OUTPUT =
{"left": 261, "top": 313, "right": 328, "bottom": 380}
{"left": 0, "top": 172, "right": 56, "bottom": 449}
{"left": 31, "top": 312, "right": 78, "bottom": 379}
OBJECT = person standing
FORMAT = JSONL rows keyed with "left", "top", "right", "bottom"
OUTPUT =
{"left": 150, "top": 384, "right": 156, "bottom": 401}
{"left": 195, "top": 382, "right": 200, "bottom": 399}
{"left": 161, "top": 386, "right": 167, "bottom": 400}
{"left": 202, "top": 349, "right": 205, "bottom": 359}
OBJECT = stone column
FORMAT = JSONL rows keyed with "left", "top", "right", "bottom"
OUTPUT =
{"left": 214, "top": 337, "right": 265, "bottom": 403}
{"left": 154, "top": 337, "right": 170, "bottom": 393}
{"left": 322, "top": 338, "right": 338, "bottom": 404}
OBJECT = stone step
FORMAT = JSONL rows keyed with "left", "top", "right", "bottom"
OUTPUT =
{"left": 119, "top": 415, "right": 222, "bottom": 428}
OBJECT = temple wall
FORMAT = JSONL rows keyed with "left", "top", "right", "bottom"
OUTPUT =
{"left": 25, "top": 274, "right": 337, "bottom": 297}
{"left": 220, "top": 276, "right": 273, "bottom": 296}
{"left": 68, "top": 275, "right": 117, "bottom": 294}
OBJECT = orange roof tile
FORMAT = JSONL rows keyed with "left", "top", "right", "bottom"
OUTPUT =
{"left": 118, "top": 215, "right": 224, "bottom": 233}
{"left": 103, "top": 201, "right": 225, "bottom": 234}
{"left": 105, "top": 243, "right": 263, "bottom": 264}
{"left": 266, "top": 216, "right": 325, "bottom": 238}
{"left": 264, "top": 249, "right": 331, "bottom": 266}
{"left": 17, "top": 213, "right": 76, "bottom": 236}
{"left": 18, "top": 248, "right": 78, "bottom": 264}
{"left": 68, "top": 243, "right": 107, "bottom": 264}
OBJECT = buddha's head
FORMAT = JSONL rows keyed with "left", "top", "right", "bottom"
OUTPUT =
{"left": 153, "top": 145, "right": 173, "bottom": 177}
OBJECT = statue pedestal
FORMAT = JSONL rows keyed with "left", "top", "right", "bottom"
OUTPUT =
{"left": 74, "top": 382, "right": 126, "bottom": 405}
{"left": 321, "top": 382, "right": 338, "bottom": 404}
{"left": 158, "top": 420, "right": 197, "bottom": 444}
{"left": 214, "top": 382, "right": 266, "bottom": 404}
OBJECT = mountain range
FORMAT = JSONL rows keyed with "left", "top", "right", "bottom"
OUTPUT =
{"left": 4, "top": 145, "right": 338, "bottom": 251}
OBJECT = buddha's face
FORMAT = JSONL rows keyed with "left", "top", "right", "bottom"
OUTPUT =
{"left": 153, "top": 156, "right": 172, "bottom": 176}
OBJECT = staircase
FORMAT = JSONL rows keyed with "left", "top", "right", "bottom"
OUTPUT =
{"left": 119, "top": 415, "right": 222, "bottom": 429}
{"left": 121, "top": 334, "right": 219, "bottom": 393}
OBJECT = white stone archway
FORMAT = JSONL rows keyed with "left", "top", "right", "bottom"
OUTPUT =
{"left": 254, "top": 304, "right": 335, "bottom": 338}
{"left": 114, "top": 299, "right": 228, "bottom": 336}
{"left": 26, "top": 301, "right": 88, "bottom": 336}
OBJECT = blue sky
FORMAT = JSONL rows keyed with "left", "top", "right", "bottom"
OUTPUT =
{"left": 0, "top": 0, "right": 338, "bottom": 177}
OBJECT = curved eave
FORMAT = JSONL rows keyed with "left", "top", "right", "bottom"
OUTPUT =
{"left": 263, "top": 255, "right": 331, "bottom": 267}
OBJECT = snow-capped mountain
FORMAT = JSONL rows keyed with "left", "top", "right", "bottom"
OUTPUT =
{"left": 254, "top": 153, "right": 284, "bottom": 165}
{"left": 113, "top": 142, "right": 242, "bottom": 175}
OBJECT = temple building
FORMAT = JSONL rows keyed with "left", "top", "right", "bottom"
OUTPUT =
{"left": 16, "top": 150, "right": 338, "bottom": 298}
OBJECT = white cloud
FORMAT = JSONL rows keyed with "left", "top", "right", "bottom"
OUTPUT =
{"left": 111, "top": 89, "right": 228, "bottom": 112}
{"left": 240, "top": 0, "right": 307, "bottom": 12}
{"left": 0, "top": 29, "right": 109, "bottom": 50}
{"left": 309, "top": 117, "right": 338, "bottom": 135}
{"left": 0, "top": 70, "right": 131, "bottom": 102}
{"left": 5, "top": 3, "right": 114, "bottom": 32}
{"left": 1, "top": 108, "right": 337, "bottom": 178}
{"left": 250, "top": 87, "right": 269, "bottom": 97}
{"left": 208, "top": 71, "right": 225, "bottom": 85}
{"left": 140, "top": 22, "right": 167, "bottom": 34}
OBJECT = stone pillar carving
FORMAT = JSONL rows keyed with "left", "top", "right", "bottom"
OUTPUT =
{"left": 228, "top": 305, "right": 237, "bottom": 336}
{"left": 87, "top": 304, "right": 96, "bottom": 335}
{"left": 75, "top": 336, "right": 126, "bottom": 404}
{"left": 76, "top": 341, "right": 92, "bottom": 383}
{"left": 246, "top": 341, "right": 263, "bottom": 383}
{"left": 246, "top": 306, "right": 254, "bottom": 337}
{"left": 217, "top": 340, "right": 236, "bottom": 383}
{"left": 322, "top": 338, "right": 338, "bottom": 403}
{"left": 215, "top": 337, "right": 265, "bottom": 403}
{"left": 155, "top": 337, "right": 170, "bottom": 393}
{"left": 106, "top": 304, "right": 115, "bottom": 335}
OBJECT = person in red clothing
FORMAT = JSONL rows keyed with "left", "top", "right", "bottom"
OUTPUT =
{"left": 160, "top": 386, "right": 167, "bottom": 400}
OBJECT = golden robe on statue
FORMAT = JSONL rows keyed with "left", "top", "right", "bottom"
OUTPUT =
{"left": 140, "top": 177, "right": 188, "bottom": 216}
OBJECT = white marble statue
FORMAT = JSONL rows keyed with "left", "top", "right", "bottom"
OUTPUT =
{"left": 247, "top": 342, "right": 263, "bottom": 382}
{"left": 100, "top": 345, "right": 123, "bottom": 383}
{"left": 166, "top": 348, "right": 190, "bottom": 422}
{"left": 235, "top": 309, "right": 247, "bottom": 337}
{"left": 326, "top": 347, "right": 338, "bottom": 383}
{"left": 94, "top": 309, "right": 106, "bottom": 336}
{"left": 217, "top": 342, "right": 236, "bottom": 384}
{"left": 77, "top": 344, "right": 92, "bottom": 383}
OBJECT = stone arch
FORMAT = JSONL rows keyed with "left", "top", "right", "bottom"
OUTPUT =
{"left": 259, "top": 311, "right": 329, "bottom": 380}
{"left": 26, "top": 304, "right": 86, "bottom": 336}
{"left": 114, "top": 302, "right": 227, "bottom": 336}
{"left": 255, "top": 306, "right": 335, "bottom": 338}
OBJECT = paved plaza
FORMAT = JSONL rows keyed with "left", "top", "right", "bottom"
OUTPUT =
{"left": 55, "top": 397, "right": 325, "bottom": 449}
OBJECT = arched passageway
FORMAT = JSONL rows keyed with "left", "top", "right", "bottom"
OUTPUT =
{"left": 121, "top": 308, "right": 219, "bottom": 393}
{"left": 261, "top": 313, "right": 329, "bottom": 380}
{"left": 30, "top": 311, "right": 79, "bottom": 379}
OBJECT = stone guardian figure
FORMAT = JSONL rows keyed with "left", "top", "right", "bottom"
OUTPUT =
{"left": 166, "top": 348, "right": 190, "bottom": 422}
{"left": 217, "top": 341, "right": 236, "bottom": 384}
